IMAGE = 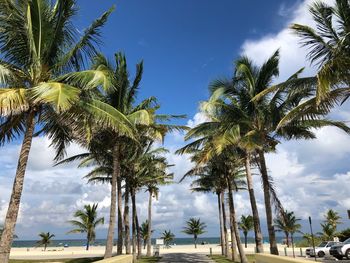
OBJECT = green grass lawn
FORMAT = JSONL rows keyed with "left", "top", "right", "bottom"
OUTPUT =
{"left": 137, "top": 256, "right": 161, "bottom": 262}
{"left": 10, "top": 257, "right": 102, "bottom": 263}
{"left": 209, "top": 254, "right": 256, "bottom": 263}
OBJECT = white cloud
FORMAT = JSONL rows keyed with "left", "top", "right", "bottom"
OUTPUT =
{"left": 241, "top": 0, "right": 334, "bottom": 82}
{"left": 187, "top": 112, "right": 209, "bottom": 128}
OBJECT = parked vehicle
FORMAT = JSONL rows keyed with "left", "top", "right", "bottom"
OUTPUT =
{"left": 330, "top": 238, "right": 350, "bottom": 260}
{"left": 306, "top": 241, "right": 340, "bottom": 258}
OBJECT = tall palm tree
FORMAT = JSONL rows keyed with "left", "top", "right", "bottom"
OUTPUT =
{"left": 182, "top": 218, "right": 206, "bottom": 249}
{"left": 57, "top": 52, "right": 155, "bottom": 258}
{"left": 90, "top": 53, "right": 152, "bottom": 258}
{"left": 239, "top": 215, "right": 254, "bottom": 248}
{"left": 181, "top": 154, "right": 245, "bottom": 257}
{"left": 274, "top": 210, "right": 301, "bottom": 257}
{"left": 36, "top": 232, "right": 55, "bottom": 251}
{"left": 162, "top": 230, "right": 175, "bottom": 248}
{"left": 186, "top": 167, "right": 227, "bottom": 256}
{"left": 126, "top": 145, "right": 173, "bottom": 259}
{"left": 177, "top": 132, "right": 249, "bottom": 262}
{"left": 0, "top": 2, "right": 137, "bottom": 262}
{"left": 67, "top": 203, "right": 104, "bottom": 251}
{"left": 144, "top": 157, "right": 173, "bottom": 257}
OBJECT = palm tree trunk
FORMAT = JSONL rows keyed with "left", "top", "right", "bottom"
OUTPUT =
{"left": 227, "top": 195, "right": 238, "bottom": 261}
{"left": 285, "top": 232, "right": 289, "bottom": 247}
{"left": 258, "top": 150, "right": 279, "bottom": 255}
{"left": 104, "top": 144, "right": 119, "bottom": 258}
{"left": 217, "top": 192, "right": 225, "bottom": 256}
{"left": 291, "top": 234, "right": 295, "bottom": 258}
{"left": 244, "top": 232, "right": 248, "bottom": 248}
{"left": 227, "top": 176, "right": 248, "bottom": 263}
{"left": 194, "top": 235, "right": 197, "bottom": 249}
{"left": 86, "top": 233, "right": 90, "bottom": 251}
{"left": 44, "top": 244, "right": 47, "bottom": 251}
{"left": 146, "top": 191, "right": 152, "bottom": 256}
{"left": 117, "top": 175, "right": 123, "bottom": 255}
{"left": 220, "top": 191, "right": 228, "bottom": 257}
{"left": 131, "top": 189, "right": 137, "bottom": 262}
{"left": 244, "top": 153, "right": 264, "bottom": 253}
{"left": 135, "top": 205, "right": 141, "bottom": 258}
{"left": 0, "top": 112, "right": 35, "bottom": 263}
{"left": 124, "top": 185, "right": 131, "bottom": 254}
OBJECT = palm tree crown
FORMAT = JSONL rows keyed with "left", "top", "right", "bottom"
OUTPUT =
{"left": 162, "top": 230, "right": 175, "bottom": 248}
{"left": 291, "top": 0, "right": 350, "bottom": 102}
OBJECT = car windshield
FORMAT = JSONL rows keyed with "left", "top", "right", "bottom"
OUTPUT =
{"left": 344, "top": 238, "right": 350, "bottom": 244}
{"left": 317, "top": 242, "right": 328, "bottom": 247}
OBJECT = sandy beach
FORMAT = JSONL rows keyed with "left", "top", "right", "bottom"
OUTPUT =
{"left": 9, "top": 243, "right": 305, "bottom": 260}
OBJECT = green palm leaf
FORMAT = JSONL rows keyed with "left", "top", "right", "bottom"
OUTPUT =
{"left": 31, "top": 82, "right": 81, "bottom": 112}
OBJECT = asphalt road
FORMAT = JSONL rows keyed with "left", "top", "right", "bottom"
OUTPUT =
{"left": 304, "top": 257, "right": 350, "bottom": 262}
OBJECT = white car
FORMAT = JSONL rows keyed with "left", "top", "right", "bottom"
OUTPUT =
{"left": 306, "top": 241, "right": 340, "bottom": 258}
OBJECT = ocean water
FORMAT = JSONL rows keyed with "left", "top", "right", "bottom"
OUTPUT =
{"left": 12, "top": 236, "right": 303, "bottom": 248}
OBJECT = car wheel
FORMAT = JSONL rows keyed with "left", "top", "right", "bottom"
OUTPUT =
{"left": 346, "top": 249, "right": 350, "bottom": 259}
{"left": 317, "top": 251, "right": 325, "bottom": 258}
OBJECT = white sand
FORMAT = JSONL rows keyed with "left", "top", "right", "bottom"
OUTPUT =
{"left": 10, "top": 243, "right": 306, "bottom": 260}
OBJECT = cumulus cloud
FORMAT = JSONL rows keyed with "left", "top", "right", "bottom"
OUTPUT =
{"left": 241, "top": 0, "right": 333, "bottom": 82}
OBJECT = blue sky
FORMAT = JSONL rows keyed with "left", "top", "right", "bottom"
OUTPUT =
{"left": 76, "top": 0, "right": 299, "bottom": 119}
{"left": 1, "top": 0, "right": 350, "bottom": 241}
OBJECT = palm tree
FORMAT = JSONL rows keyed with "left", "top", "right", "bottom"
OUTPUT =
{"left": 57, "top": 52, "right": 155, "bottom": 258}
{"left": 182, "top": 218, "right": 206, "bottom": 249}
{"left": 324, "top": 209, "right": 342, "bottom": 231}
{"left": 291, "top": 0, "right": 350, "bottom": 103}
{"left": 36, "top": 232, "right": 55, "bottom": 251}
{"left": 318, "top": 223, "right": 337, "bottom": 241}
{"left": 90, "top": 53, "right": 152, "bottom": 258}
{"left": 145, "top": 161, "right": 173, "bottom": 257}
{"left": 186, "top": 167, "right": 227, "bottom": 256}
{"left": 177, "top": 134, "right": 248, "bottom": 262}
{"left": 140, "top": 221, "right": 152, "bottom": 249}
{"left": 162, "top": 230, "right": 175, "bottom": 248}
{"left": 274, "top": 210, "right": 301, "bottom": 257}
{"left": 239, "top": 215, "right": 254, "bottom": 248}
{"left": 181, "top": 153, "right": 246, "bottom": 257}
{"left": 126, "top": 145, "right": 173, "bottom": 259}
{"left": 0, "top": 2, "right": 138, "bottom": 262}
{"left": 67, "top": 203, "right": 104, "bottom": 251}
{"left": 274, "top": 212, "right": 291, "bottom": 248}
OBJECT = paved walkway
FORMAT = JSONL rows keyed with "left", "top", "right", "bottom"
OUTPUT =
{"left": 159, "top": 253, "right": 215, "bottom": 263}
